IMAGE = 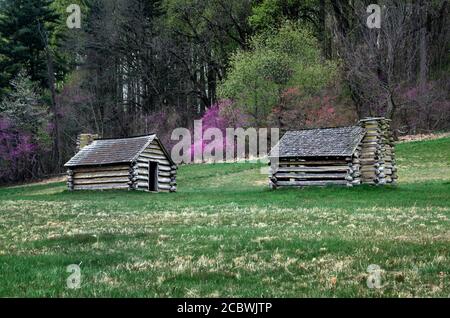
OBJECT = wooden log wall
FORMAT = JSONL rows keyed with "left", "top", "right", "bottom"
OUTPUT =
{"left": 349, "top": 145, "right": 362, "bottom": 186}
{"left": 67, "top": 169, "right": 74, "bottom": 191}
{"left": 136, "top": 140, "right": 177, "bottom": 192}
{"left": 269, "top": 157, "right": 354, "bottom": 188}
{"left": 359, "top": 118, "right": 397, "bottom": 185}
{"left": 129, "top": 161, "right": 139, "bottom": 190}
{"left": 380, "top": 119, "right": 397, "bottom": 184}
{"left": 70, "top": 164, "right": 131, "bottom": 190}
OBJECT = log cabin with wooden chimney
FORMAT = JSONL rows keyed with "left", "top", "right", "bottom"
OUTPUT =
{"left": 268, "top": 117, "right": 397, "bottom": 188}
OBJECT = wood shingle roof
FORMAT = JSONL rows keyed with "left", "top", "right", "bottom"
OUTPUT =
{"left": 270, "top": 126, "right": 366, "bottom": 158}
{"left": 65, "top": 135, "right": 158, "bottom": 167}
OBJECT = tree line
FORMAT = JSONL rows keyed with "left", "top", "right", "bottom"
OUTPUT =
{"left": 0, "top": 0, "right": 449, "bottom": 183}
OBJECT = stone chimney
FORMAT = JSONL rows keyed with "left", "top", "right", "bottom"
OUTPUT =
{"left": 358, "top": 117, "right": 397, "bottom": 185}
{"left": 76, "top": 133, "right": 99, "bottom": 153}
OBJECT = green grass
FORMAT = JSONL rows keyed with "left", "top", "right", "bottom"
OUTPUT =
{"left": 0, "top": 138, "right": 449, "bottom": 297}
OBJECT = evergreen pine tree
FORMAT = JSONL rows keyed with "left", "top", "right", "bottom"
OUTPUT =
{"left": 0, "top": 0, "right": 59, "bottom": 97}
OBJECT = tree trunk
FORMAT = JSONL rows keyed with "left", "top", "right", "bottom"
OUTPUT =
{"left": 419, "top": 0, "right": 428, "bottom": 88}
{"left": 319, "top": 0, "right": 329, "bottom": 58}
{"left": 45, "top": 47, "right": 62, "bottom": 171}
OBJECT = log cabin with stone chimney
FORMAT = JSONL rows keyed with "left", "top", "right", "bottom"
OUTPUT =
{"left": 268, "top": 117, "right": 397, "bottom": 188}
{"left": 65, "top": 134, "right": 177, "bottom": 192}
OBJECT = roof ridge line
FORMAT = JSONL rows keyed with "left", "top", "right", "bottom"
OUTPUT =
{"left": 285, "top": 125, "right": 361, "bottom": 133}
{"left": 94, "top": 134, "right": 156, "bottom": 141}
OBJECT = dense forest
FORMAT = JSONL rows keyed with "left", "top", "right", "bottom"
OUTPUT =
{"left": 0, "top": 0, "right": 449, "bottom": 183}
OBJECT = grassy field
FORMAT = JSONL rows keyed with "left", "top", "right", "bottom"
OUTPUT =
{"left": 0, "top": 137, "right": 449, "bottom": 297}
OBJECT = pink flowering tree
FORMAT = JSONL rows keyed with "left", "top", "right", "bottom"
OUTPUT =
{"left": 0, "top": 72, "right": 50, "bottom": 183}
{"left": 190, "top": 99, "right": 249, "bottom": 162}
{"left": 0, "top": 116, "right": 39, "bottom": 182}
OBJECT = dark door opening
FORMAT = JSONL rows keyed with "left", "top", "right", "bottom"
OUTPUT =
{"left": 148, "top": 161, "right": 159, "bottom": 192}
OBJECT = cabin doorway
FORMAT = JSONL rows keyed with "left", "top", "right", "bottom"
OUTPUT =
{"left": 148, "top": 161, "right": 159, "bottom": 192}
